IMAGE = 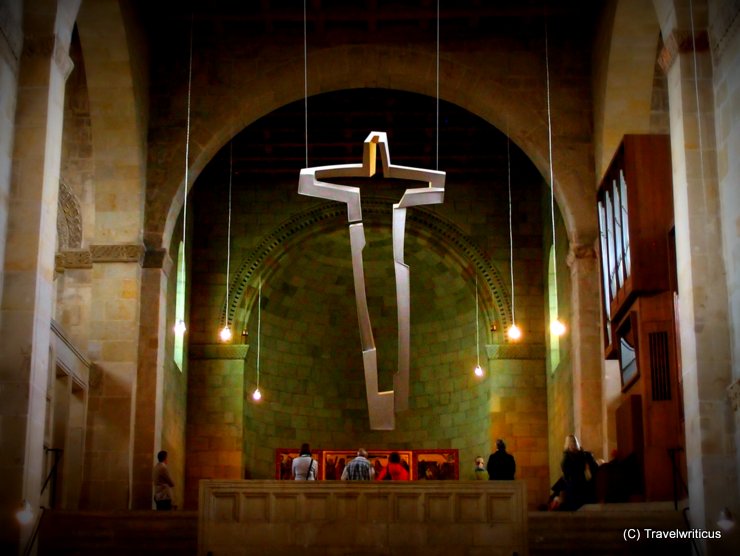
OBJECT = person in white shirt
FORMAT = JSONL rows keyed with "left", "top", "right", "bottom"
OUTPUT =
{"left": 291, "top": 443, "right": 318, "bottom": 480}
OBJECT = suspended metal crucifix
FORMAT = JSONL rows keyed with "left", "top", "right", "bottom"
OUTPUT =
{"left": 298, "top": 132, "right": 446, "bottom": 430}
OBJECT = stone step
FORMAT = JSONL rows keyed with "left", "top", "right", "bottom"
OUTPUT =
{"left": 38, "top": 510, "right": 198, "bottom": 556}
{"left": 528, "top": 509, "right": 692, "bottom": 556}
{"left": 38, "top": 507, "right": 696, "bottom": 555}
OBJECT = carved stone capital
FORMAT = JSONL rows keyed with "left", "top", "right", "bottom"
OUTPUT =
{"left": 142, "top": 248, "right": 168, "bottom": 269}
{"left": 729, "top": 377, "right": 740, "bottom": 414}
{"left": 57, "top": 179, "right": 82, "bottom": 250}
{"left": 486, "top": 343, "right": 546, "bottom": 360}
{"left": 566, "top": 244, "right": 597, "bottom": 267}
{"left": 189, "top": 343, "right": 250, "bottom": 360}
{"left": 658, "top": 29, "right": 709, "bottom": 74}
{"left": 90, "top": 244, "right": 144, "bottom": 264}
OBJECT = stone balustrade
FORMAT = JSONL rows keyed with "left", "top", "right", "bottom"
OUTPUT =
{"left": 199, "top": 480, "right": 527, "bottom": 555}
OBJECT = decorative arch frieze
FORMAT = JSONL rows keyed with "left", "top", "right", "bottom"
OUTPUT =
{"left": 220, "top": 198, "right": 513, "bottom": 339}
{"left": 57, "top": 178, "right": 83, "bottom": 250}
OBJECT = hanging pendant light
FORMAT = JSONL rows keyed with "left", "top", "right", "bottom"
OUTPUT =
{"left": 505, "top": 131, "right": 523, "bottom": 342}
{"left": 252, "top": 276, "right": 263, "bottom": 402}
{"left": 544, "top": 17, "right": 566, "bottom": 338}
{"left": 219, "top": 142, "right": 234, "bottom": 343}
{"left": 474, "top": 274, "right": 484, "bottom": 378}
{"left": 174, "top": 14, "right": 194, "bottom": 337}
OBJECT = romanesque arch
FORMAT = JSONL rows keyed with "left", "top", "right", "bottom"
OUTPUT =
{"left": 219, "top": 198, "right": 515, "bottom": 340}
{"left": 150, "top": 43, "right": 598, "bottom": 256}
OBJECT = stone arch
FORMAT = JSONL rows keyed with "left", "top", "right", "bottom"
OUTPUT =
{"left": 220, "top": 198, "right": 513, "bottom": 343}
{"left": 593, "top": 0, "right": 663, "bottom": 180}
{"left": 76, "top": 0, "right": 146, "bottom": 246}
{"left": 153, "top": 43, "right": 597, "bottom": 254}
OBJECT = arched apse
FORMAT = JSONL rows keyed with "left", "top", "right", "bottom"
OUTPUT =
{"left": 149, "top": 35, "right": 598, "bottom": 255}
{"left": 186, "top": 86, "right": 551, "bottom": 501}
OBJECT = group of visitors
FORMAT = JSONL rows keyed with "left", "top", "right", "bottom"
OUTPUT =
{"left": 291, "top": 445, "right": 411, "bottom": 481}
{"left": 151, "top": 433, "right": 601, "bottom": 511}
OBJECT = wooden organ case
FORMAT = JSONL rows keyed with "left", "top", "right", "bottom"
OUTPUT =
{"left": 597, "top": 135, "right": 685, "bottom": 501}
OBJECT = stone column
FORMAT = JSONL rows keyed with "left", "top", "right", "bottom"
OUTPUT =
{"left": 0, "top": 0, "right": 79, "bottom": 551}
{"left": 74, "top": 0, "right": 148, "bottom": 509}
{"left": 80, "top": 246, "right": 143, "bottom": 509}
{"left": 657, "top": 16, "right": 738, "bottom": 540}
{"left": 566, "top": 245, "right": 604, "bottom": 457}
{"left": 0, "top": 0, "right": 23, "bottom": 299}
{"left": 130, "top": 249, "right": 170, "bottom": 509}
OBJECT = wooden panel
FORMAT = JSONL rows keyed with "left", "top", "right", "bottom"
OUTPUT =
{"left": 616, "top": 394, "right": 643, "bottom": 459}
{"left": 597, "top": 134, "right": 674, "bottom": 352}
{"left": 622, "top": 135, "right": 673, "bottom": 297}
{"left": 612, "top": 293, "right": 685, "bottom": 502}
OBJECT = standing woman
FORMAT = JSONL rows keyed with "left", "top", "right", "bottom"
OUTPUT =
{"left": 292, "top": 443, "right": 318, "bottom": 480}
{"left": 560, "top": 434, "right": 598, "bottom": 510}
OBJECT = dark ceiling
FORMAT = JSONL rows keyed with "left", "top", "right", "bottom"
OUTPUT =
{"left": 201, "top": 88, "right": 541, "bottom": 186}
{"left": 137, "top": 0, "right": 601, "bottom": 186}
{"left": 139, "top": 0, "right": 601, "bottom": 40}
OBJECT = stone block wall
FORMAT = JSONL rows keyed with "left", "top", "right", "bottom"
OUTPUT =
{"left": 0, "top": 0, "right": 21, "bottom": 305}
{"left": 185, "top": 345, "right": 246, "bottom": 509}
{"left": 238, "top": 225, "right": 493, "bottom": 473}
{"left": 709, "top": 0, "right": 740, "bottom": 493}
{"left": 487, "top": 348, "right": 550, "bottom": 509}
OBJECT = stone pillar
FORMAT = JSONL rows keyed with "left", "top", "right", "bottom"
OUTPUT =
{"left": 566, "top": 245, "right": 604, "bottom": 457}
{"left": 185, "top": 344, "right": 248, "bottom": 509}
{"left": 73, "top": 0, "right": 148, "bottom": 510}
{"left": 130, "top": 250, "right": 170, "bottom": 509}
{"left": 0, "top": 0, "right": 23, "bottom": 299}
{"left": 0, "top": 0, "right": 79, "bottom": 551}
{"left": 79, "top": 246, "right": 143, "bottom": 509}
{"left": 657, "top": 15, "right": 738, "bottom": 541}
